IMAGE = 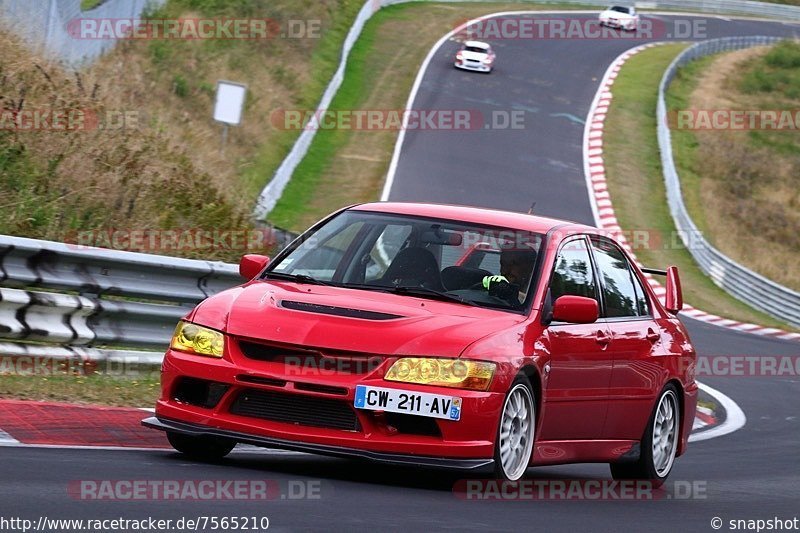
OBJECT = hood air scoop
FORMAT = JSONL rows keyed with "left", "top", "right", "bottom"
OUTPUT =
{"left": 280, "top": 300, "right": 404, "bottom": 321}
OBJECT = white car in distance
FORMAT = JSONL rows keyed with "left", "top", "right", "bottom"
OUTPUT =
{"left": 454, "top": 41, "right": 495, "bottom": 73}
{"left": 598, "top": 5, "right": 640, "bottom": 31}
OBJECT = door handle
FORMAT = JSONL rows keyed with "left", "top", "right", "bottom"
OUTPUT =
{"left": 595, "top": 330, "right": 610, "bottom": 347}
{"left": 646, "top": 328, "right": 660, "bottom": 344}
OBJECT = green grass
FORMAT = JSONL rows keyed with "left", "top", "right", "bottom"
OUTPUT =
{"left": 80, "top": 0, "right": 103, "bottom": 10}
{"left": 0, "top": 372, "right": 161, "bottom": 407}
{"left": 602, "top": 44, "right": 796, "bottom": 331}
{"left": 663, "top": 55, "right": 716, "bottom": 237}
{"left": 740, "top": 40, "right": 800, "bottom": 98}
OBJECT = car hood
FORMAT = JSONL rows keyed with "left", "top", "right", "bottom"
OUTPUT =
{"left": 191, "top": 281, "right": 523, "bottom": 358}
{"left": 600, "top": 10, "right": 633, "bottom": 19}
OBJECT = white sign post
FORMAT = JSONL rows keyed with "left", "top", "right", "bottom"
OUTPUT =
{"left": 213, "top": 80, "right": 247, "bottom": 154}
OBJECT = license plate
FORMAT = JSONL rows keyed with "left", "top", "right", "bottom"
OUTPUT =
{"left": 354, "top": 385, "right": 462, "bottom": 421}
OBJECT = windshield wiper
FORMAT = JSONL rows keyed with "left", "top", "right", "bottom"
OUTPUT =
{"left": 263, "top": 271, "right": 332, "bottom": 286}
{"left": 386, "top": 285, "right": 478, "bottom": 307}
{"left": 320, "top": 282, "right": 477, "bottom": 307}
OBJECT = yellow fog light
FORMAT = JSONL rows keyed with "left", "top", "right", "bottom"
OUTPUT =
{"left": 170, "top": 321, "right": 224, "bottom": 358}
{"left": 385, "top": 358, "right": 495, "bottom": 391}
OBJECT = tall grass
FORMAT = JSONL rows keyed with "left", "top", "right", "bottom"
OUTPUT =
{"left": 0, "top": 31, "right": 249, "bottom": 261}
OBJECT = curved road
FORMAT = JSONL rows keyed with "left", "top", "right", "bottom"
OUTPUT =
{"left": 2, "top": 12, "right": 799, "bottom": 533}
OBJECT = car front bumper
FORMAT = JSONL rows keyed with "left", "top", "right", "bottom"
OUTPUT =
{"left": 142, "top": 416, "right": 494, "bottom": 470}
{"left": 599, "top": 18, "right": 635, "bottom": 29}
{"left": 455, "top": 60, "right": 491, "bottom": 72}
{"left": 149, "top": 349, "right": 504, "bottom": 462}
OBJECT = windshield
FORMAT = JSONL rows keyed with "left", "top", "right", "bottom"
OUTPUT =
{"left": 464, "top": 46, "right": 489, "bottom": 53}
{"left": 265, "top": 210, "right": 544, "bottom": 312}
{"left": 609, "top": 6, "right": 631, "bottom": 14}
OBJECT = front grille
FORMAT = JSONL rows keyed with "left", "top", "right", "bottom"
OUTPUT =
{"left": 229, "top": 389, "right": 360, "bottom": 431}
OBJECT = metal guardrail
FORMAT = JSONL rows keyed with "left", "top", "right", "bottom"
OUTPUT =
{"left": 0, "top": 234, "right": 239, "bottom": 303}
{"left": 0, "top": 234, "right": 242, "bottom": 357}
{"left": 657, "top": 36, "right": 800, "bottom": 328}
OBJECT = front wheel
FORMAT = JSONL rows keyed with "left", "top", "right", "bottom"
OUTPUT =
{"left": 167, "top": 431, "right": 236, "bottom": 461}
{"left": 493, "top": 375, "right": 536, "bottom": 481}
{"left": 610, "top": 384, "right": 680, "bottom": 485}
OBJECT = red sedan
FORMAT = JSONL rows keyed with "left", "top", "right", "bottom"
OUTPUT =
{"left": 143, "top": 202, "right": 697, "bottom": 483}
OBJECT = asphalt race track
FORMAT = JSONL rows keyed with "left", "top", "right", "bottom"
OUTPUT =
{"left": 2, "top": 12, "right": 799, "bottom": 533}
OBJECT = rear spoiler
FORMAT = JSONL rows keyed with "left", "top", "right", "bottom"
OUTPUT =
{"left": 642, "top": 266, "right": 683, "bottom": 314}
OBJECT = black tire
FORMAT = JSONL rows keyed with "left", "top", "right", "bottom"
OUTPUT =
{"left": 610, "top": 384, "right": 680, "bottom": 486}
{"left": 493, "top": 374, "right": 536, "bottom": 481}
{"left": 167, "top": 431, "right": 236, "bottom": 461}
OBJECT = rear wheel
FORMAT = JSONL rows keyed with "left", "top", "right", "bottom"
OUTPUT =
{"left": 493, "top": 375, "right": 535, "bottom": 481}
{"left": 610, "top": 384, "right": 680, "bottom": 485}
{"left": 167, "top": 431, "right": 236, "bottom": 461}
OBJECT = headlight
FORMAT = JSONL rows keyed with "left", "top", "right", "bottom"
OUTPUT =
{"left": 384, "top": 358, "right": 496, "bottom": 391}
{"left": 170, "top": 321, "right": 224, "bottom": 358}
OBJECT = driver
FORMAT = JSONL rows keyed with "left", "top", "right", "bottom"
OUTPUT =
{"left": 482, "top": 248, "right": 537, "bottom": 304}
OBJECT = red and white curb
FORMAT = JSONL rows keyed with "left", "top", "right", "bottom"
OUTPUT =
{"left": 0, "top": 428, "right": 19, "bottom": 444}
{"left": 582, "top": 43, "right": 800, "bottom": 343}
{"left": 692, "top": 405, "right": 717, "bottom": 430}
{"left": 689, "top": 382, "right": 746, "bottom": 443}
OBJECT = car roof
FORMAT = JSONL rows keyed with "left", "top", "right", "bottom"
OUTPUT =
{"left": 350, "top": 202, "right": 597, "bottom": 235}
{"left": 463, "top": 40, "right": 490, "bottom": 49}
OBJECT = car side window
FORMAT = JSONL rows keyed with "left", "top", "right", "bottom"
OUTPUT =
{"left": 590, "top": 237, "right": 642, "bottom": 318}
{"left": 550, "top": 238, "right": 598, "bottom": 303}
{"left": 630, "top": 264, "right": 651, "bottom": 316}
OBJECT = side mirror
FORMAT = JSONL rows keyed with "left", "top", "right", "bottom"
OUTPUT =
{"left": 239, "top": 254, "right": 270, "bottom": 280}
{"left": 552, "top": 295, "right": 599, "bottom": 324}
{"left": 665, "top": 265, "right": 683, "bottom": 314}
